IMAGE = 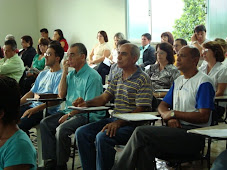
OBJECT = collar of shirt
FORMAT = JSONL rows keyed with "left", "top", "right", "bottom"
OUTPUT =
{"left": 120, "top": 65, "right": 142, "bottom": 81}
{"left": 73, "top": 63, "right": 89, "bottom": 76}
{"left": 140, "top": 44, "right": 150, "bottom": 51}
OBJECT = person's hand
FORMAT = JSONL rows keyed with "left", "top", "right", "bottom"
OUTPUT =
{"left": 101, "top": 121, "right": 122, "bottom": 137}
{"left": 72, "top": 97, "right": 86, "bottom": 107}
{"left": 21, "top": 108, "right": 38, "bottom": 118}
{"left": 63, "top": 59, "right": 69, "bottom": 72}
{"left": 34, "top": 93, "right": 40, "bottom": 99}
{"left": 191, "top": 33, "right": 197, "bottom": 42}
{"left": 58, "top": 114, "right": 69, "bottom": 124}
{"left": 88, "top": 60, "right": 94, "bottom": 65}
{"left": 167, "top": 119, "right": 182, "bottom": 128}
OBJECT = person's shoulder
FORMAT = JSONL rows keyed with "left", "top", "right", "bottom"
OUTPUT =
{"left": 103, "top": 42, "right": 111, "bottom": 50}
{"left": 39, "top": 69, "right": 49, "bottom": 75}
{"left": 10, "top": 130, "right": 34, "bottom": 148}
{"left": 174, "top": 74, "right": 184, "bottom": 82}
{"left": 165, "top": 64, "right": 178, "bottom": 71}
{"left": 147, "top": 44, "right": 155, "bottom": 50}
{"left": 150, "top": 63, "right": 158, "bottom": 68}
{"left": 138, "top": 67, "right": 151, "bottom": 80}
{"left": 196, "top": 71, "right": 214, "bottom": 85}
{"left": 85, "top": 65, "right": 102, "bottom": 79}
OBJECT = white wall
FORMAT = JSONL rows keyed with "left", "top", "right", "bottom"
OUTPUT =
{"left": 37, "top": 0, "right": 126, "bottom": 52}
{"left": 0, "top": 0, "right": 39, "bottom": 49}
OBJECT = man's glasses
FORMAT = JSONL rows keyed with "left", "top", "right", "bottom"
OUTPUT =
{"left": 67, "top": 53, "right": 83, "bottom": 58}
{"left": 202, "top": 49, "right": 208, "bottom": 54}
{"left": 44, "top": 53, "right": 52, "bottom": 57}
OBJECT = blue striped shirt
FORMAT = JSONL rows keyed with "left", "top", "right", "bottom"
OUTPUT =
{"left": 106, "top": 66, "right": 153, "bottom": 114}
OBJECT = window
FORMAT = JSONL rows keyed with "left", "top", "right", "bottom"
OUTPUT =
{"left": 127, "top": 0, "right": 184, "bottom": 42}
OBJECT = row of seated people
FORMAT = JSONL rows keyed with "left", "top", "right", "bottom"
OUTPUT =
{"left": 1, "top": 24, "right": 227, "bottom": 90}
{"left": 1, "top": 36, "right": 227, "bottom": 170}
{"left": 0, "top": 29, "right": 68, "bottom": 94}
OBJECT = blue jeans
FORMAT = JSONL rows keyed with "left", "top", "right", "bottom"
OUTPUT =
{"left": 211, "top": 149, "right": 227, "bottom": 170}
{"left": 18, "top": 105, "right": 46, "bottom": 135}
{"left": 75, "top": 118, "right": 136, "bottom": 170}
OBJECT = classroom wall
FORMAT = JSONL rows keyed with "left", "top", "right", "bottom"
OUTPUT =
{"left": 0, "top": 0, "right": 39, "bottom": 49}
{"left": 36, "top": 0, "right": 127, "bottom": 52}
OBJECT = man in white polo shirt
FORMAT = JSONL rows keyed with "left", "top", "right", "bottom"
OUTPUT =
{"left": 112, "top": 46, "right": 215, "bottom": 170}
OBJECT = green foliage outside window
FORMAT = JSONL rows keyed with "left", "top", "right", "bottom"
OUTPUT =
{"left": 172, "top": 0, "right": 206, "bottom": 42}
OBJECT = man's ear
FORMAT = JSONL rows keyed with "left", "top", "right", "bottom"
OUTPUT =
{"left": 56, "top": 56, "right": 60, "bottom": 63}
{"left": 81, "top": 54, "right": 86, "bottom": 60}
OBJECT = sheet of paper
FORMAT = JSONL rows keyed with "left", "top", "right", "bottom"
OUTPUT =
{"left": 68, "top": 106, "right": 110, "bottom": 111}
{"left": 188, "top": 129, "right": 227, "bottom": 138}
{"left": 103, "top": 57, "right": 111, "bottom": 67}
{"left": 89, "top": 64, "right": 97, "bottom": 69}
{"left": 154, "top": 89, "right": 169, "bottom": 92}
{"left": 113, "top": 113, "right": 161, "bottom": 121}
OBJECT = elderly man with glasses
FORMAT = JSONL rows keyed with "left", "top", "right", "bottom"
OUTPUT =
{"left": 40, "top": 43, "right": 105, "bottom": 170}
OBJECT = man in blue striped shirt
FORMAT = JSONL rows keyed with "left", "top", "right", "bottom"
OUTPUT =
{"left": 75, "top": 43, "right": 153, "bottom": 170}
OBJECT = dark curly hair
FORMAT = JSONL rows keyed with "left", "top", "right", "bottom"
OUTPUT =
{"left": 0, "top": 76, "right": 20, "bottom": 125}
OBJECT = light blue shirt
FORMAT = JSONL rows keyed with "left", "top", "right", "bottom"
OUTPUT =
{"left": 0, "top": 130, "right": 36, "bottom": 170}
{"left": 30, "top": 69, "right": 62, "bottom": 114}
{"left": 137, "top": 44, "right": 150, "bottom": 65}
{"left": 61, "top": 63, "right": 105, "bottom": 122}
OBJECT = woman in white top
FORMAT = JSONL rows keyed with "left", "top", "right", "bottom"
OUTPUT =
{"left": 214, "top": 38, "right": 227, "bottom": 66}
{"left": 109, "top": 32, "right": 125, "bottom": 64}
{"left": 88, "top": 31, "right": 111, "bottom": 66}
{"left": 199, "top": 41, "right": 227, "bottom": 96}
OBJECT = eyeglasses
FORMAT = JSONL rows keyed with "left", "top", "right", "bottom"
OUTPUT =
{"left": 44, "top": 53, "right": 52, "bottom": 57}
{"left": 67, "top": 53, "right": 83, "bottom": 58}
{"left": 202, "top": 49, "right": 208, "bottom": 54}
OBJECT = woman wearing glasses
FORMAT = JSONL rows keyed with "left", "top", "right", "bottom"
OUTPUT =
{"left": 199, "top": 41, "right": 227, "bottom": 96}
{"left": 145, "top": 42, "right": 180, "bottom": 98}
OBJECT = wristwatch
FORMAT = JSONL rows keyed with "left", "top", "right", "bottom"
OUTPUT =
{"left": 170, "top": 110, "right": 175, "bottom": 118}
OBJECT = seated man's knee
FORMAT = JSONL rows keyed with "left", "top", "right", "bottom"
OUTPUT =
{"left": 40, "top": 116, "right": 48, "bottom": 126}
{"left": 56, "top": 124, "right": 66, "bottom": 137}
{"left": 75, "top": 126, "right": 86, "bottom": 141}
{"left": 95, "top": 131, "right": 108, "bottom": 145}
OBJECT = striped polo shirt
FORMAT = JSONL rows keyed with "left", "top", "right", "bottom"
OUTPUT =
{"left": 105, "top": 66, "right": 153, "bottom": 114}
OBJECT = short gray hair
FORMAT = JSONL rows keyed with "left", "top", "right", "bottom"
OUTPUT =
{"left": 5, "top": 34, "right": 15, "bottom": 41}
{"left": 129, "top": 43, "right": 140, "bottom": 61}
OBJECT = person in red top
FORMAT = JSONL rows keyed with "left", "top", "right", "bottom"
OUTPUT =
{"left": 53, "top": 29, "right": 69, "bottom": 52}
